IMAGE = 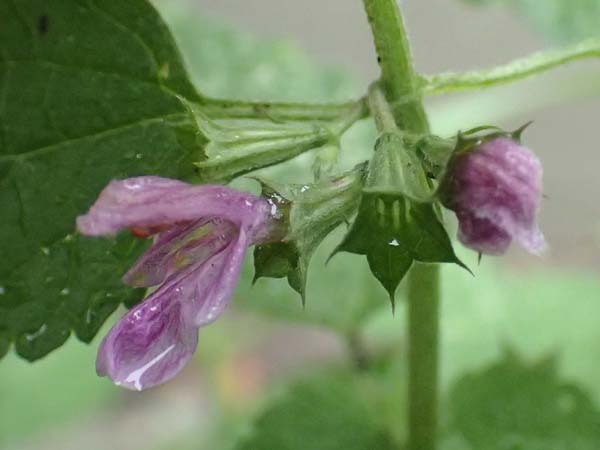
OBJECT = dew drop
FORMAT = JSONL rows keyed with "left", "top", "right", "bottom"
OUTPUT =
{"left": 60, "top": 287, "right": 70, "bottom": 296}
{"left": 0, "top": 286, "right": 5, "bottom": 295}
{"left": 135, "top": 153, "right": 142, "bottom": 159}
{"left": 25, "top": 324, "right": 47, "bottom": 342}
{"left": 41, "top": 247, "right": 50, "bottom": 256}
{"left": 389, "top": 239, "right": 400, "bottom": 247}
{"left": 63, "top": 234, "right": 74, "bottom": 242}
{"left": 123, "top": 179, "right": 143, "bottom": 190}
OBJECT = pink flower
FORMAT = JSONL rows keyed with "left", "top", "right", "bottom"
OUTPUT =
{"left": 441, "top": 137, "right": 545, "bottom": 255}
{"left": 77, "top": 177, "right": 280, "bottom": 390}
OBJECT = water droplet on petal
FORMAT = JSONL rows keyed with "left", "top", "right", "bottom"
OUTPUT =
{"left": 124, "top": 344, "right": 176, "bottom": 391}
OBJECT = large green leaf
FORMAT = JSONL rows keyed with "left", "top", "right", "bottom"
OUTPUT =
{"left": 0, "top": 0, "right": 202, "bottom": 360}
{"left": 463, "top": 0, "right": 600, "bottom": 42}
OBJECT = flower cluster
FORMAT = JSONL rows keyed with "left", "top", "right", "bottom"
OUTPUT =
{"left": 78, "top": 136, "right": 544, "bottom": 390}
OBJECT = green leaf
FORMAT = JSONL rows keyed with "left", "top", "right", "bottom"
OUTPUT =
{"left": 0, "top": 0, "right": 202, "bottom": 360}
{"left": 463, "top": 0, "right": 600, "bottom": 43}
{"left": 234, "top": 371, "right": 395, "bottom": 450}
{"left": 447, "top": 348, "right": 600, "bottom": 450}
{"left": 335, "top": 132, "right": 463, "bottom": 304}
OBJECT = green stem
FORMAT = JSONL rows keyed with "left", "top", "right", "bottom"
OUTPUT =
{"left": 422, "top": 37, "right": 600, "bottom": 95}
{"left": 201, "top": 97, "right": 365, "bottom": 121}
{"left": 407, "top": 263, "right": 440, "bottom": 450}
{"left": 362, "top": 1, "right": 439, "bottom": 449}
{"left": 367, "top": 82, "right": 398, "bottom": 131}
{"left": 362, "top": 0, "right": 428, "bottom": 133}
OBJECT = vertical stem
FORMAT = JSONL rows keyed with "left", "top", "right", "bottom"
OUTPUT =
{"left": 407, "top": 263, "right": 439, "bottom": 450}
{"left": 362, "top": 0, "right": 428, "bottom": 133}
{"left": 362, "top": 1, "right": 440, "bottom": 449}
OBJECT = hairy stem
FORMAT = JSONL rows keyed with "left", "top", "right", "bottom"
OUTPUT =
{"left": 201, "top": 97, "right": 365, "bottom": 121}
{"left": 363, "top": 1, "right": 439, "bottom": 449}
{"left": 422, "top": 38, "right": 600, "bottom": 95}
{"left": 362, "top": 0, "right": 428, "bottom": 133}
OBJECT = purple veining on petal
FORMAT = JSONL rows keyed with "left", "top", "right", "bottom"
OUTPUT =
{"left": 96, "top": 229, "right": 252, "bottom": 391}
{"left": 191, "top": 229, "right": 251, "bottom": 327}
{"left": 96, "top": 261, "right": 201, "bottom": 391}
{"left": 442, "top": 137, "right": 546, "bottom": 255}
{"left": 122, "top": 218, "right": 237, "bottom": 288}
{"left": 81, "top": 176, "right": 284, "bottom": 390}
{"left": 456, "top": 210, "right": 512, "bottom": 255}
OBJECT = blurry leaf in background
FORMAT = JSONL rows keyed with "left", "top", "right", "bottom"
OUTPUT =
{"left": 446, "top": 348, "right": 600, "bottom": 450}
{"left": 156, "top": 1, "right": 359, "bottom": 102}
{"left": 235, "top": 371, "right": 395, "bottom": 450}
{"left": 462, "top": 0, "right": 600, "bottom": 42}
{"left": 363, "top": 254, "right": 600, "bottom": 402}
{"left": 0, "top": 0, "right": 202, "bottom": 360}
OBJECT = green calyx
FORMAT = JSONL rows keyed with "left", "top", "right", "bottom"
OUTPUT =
{"left": 413, "top": 121, "right": 534, "bottom": 184}
{"left": 182, "top": 98, "right": 366, "bottom": 184}
{"left": 253, "top": 164, "right": 367, "bottom": 303}
{"left": 334, "top": 130, "right": 466, "bottom": 307}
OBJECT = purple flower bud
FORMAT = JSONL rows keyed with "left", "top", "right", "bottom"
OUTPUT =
{"left": 441, "top": 137, "right": 545, "bottom": 255}
{"left": 77, "top": 177, "right": 281, "bottom": 390}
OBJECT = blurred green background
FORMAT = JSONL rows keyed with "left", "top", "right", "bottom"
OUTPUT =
{"left": 2, "top": 1, "right": 600, "bottom": 449}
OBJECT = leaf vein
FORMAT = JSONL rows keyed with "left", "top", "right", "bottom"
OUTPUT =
{"left": 0, "top": 112, "right": 187, "bottom": 163}
{"left": 87, "top": 0, "right": 161, "bottom": 82}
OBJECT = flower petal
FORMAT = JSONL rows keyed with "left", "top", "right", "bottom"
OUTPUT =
{"left": 443, "top": 138, "right": 544, "bottom": 255}
{"left": 122, "top": 218, "right": 237, "bottom": 288}
{"left": 191, "top": 229, "right": 251, "bottom": 327}
{"left": 97, "top": 229, "right": 251, "bottom": 390}
{"left": 77, "top": 176, "right": 271, "bottom": 237}
{"left": 456, "top": 210, "right": 512, "bottom": 255}
{"left": 96, "top": 264, "right": 200, "bottom": 390}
